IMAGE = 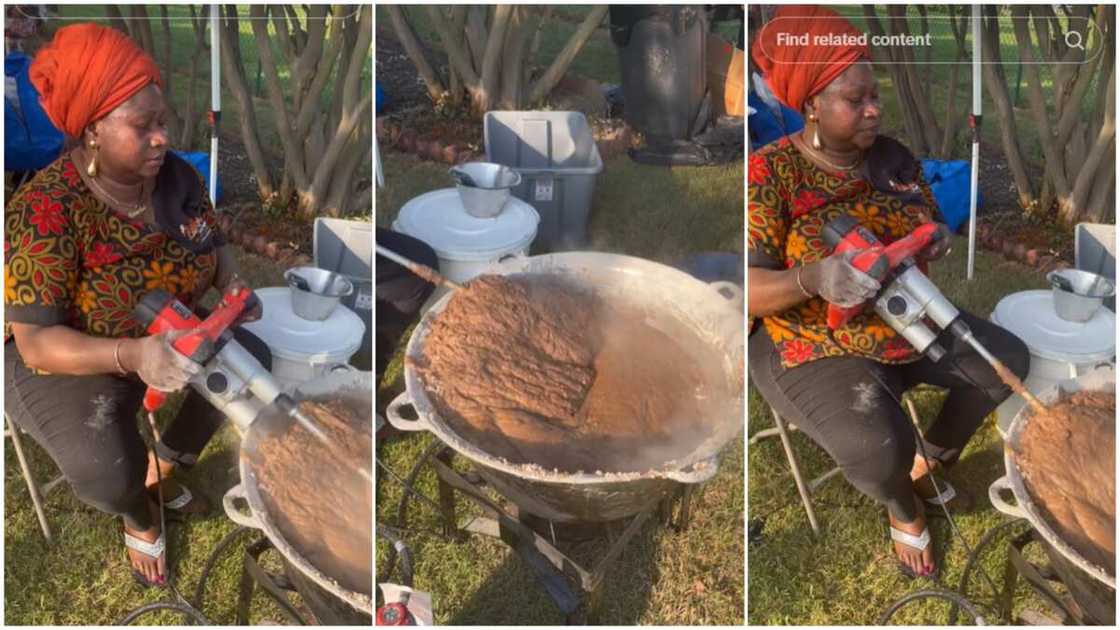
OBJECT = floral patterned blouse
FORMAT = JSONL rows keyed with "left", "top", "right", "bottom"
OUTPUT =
{"left": 748, "top": 136, "right": 942, "bottom": 368}
{"left": 5, "top": 152, "right": 224, "bottom": 343}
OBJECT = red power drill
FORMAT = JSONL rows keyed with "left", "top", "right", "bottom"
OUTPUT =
{"left": 821, "top": 215, "right": 942, "bottom": 329}
{"left": 132, "top": 287, "right": 260, "bottom": 412}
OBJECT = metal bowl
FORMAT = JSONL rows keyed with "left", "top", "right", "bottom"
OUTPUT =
{"left": 385, "top": 252, "right": 744, "bottom": 523}
{"left": 1048, "top": 269, "right": 1115, "bottom": 323}
{"left": 449, "top": 162, "right": 522, "bottom": 218}
{"left": 224, "top": 368, "right": 373, "bottom": 613}
{"left": 284, "top": 266, "right": 354, "bottom": 321}
{"left": 989, "top": 366, "right": 1115, "bottom": 588}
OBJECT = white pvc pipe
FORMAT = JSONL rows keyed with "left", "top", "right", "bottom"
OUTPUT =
{"left": 209, "top": 4, "right": 220, "bottom": 206}
{"left": 968, "top": 5, "right": 981, "bottom": 281}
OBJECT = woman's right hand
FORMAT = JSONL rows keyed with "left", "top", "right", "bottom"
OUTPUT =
{"left": 801, "top": 251, "right": 882, "bottom": 308}
{"left": 127, "top": 330, "right": 202, "bottom": 392}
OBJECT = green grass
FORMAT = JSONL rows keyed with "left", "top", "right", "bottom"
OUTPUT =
{"left": 3, "top": 249, "right": 305, "bottom": 625}
{"left": 375, "top": 148, "right": 745, "bottom": 624}
{"left": 746, "top": 238, "right": 1067, "bottom": 625}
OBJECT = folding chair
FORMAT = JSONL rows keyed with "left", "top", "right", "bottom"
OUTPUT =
{"left": 748, "top": 406, "right": 842, "bottom": 536}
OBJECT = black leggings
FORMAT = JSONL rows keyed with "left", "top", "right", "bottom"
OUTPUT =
{"left": 749, "top": 311, "right": 1030, "bottom": 522}
{"left": 375, "top": 228, "right": 437, "bottom": 378}
{"left": 4, "top": 329, "right": 271, "bottom": 531}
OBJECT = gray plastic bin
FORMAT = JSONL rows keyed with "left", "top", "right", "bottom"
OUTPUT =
{"left": 484, "top": 111, "right": 603, "bottom": 250}
{"left": 313, "top": 217, "right": 372, "bottom": 370}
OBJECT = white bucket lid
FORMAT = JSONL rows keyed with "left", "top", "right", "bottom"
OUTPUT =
{"left": 992, "top": 290, "right": 1115, "bottom": 363}
{"left": 392, "top": 188, "right": 539, "bottom": 262}
{"left": 241, "top": 287, "right": 364, "bottom": 362}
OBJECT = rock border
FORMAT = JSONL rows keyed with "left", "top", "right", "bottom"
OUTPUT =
{"left": 974, "top": 221, "right": 1071, "bottom": 274}
{"left": 376, "top": 118, "right": 637, "bottom": 165}
{"left": 217, "top": 212, "right": 312, "bottom": 267}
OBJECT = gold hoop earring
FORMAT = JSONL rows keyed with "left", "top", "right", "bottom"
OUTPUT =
{"left": 87, "top": 141, "right": 99, "bottom": 178}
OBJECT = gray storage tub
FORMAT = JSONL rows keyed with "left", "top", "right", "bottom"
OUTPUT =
{"left": 484, "top": 111, "right": 604, "bottom": 250}
{"left": 313, "top": 217, "right": 372, "bottom": 370}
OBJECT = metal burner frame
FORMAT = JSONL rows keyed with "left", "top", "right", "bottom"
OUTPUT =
{"left": 429, "top": 446, "right": 694, "bottom": 623}
{"left": 235, "top": 536, "right": 373, "bottom": 626}
{"left": 949, "top": 518, "right": 1114, "bottom": 626}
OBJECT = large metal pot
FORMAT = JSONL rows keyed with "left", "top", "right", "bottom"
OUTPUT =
{"left": 989, "top": 366, "right": 1115, "bottom": 591}
{"left": 386, "top": 252, "right": 744, "bottom": 523}
{"left": 223, "top": 368, "right": 373, "bottom": 615}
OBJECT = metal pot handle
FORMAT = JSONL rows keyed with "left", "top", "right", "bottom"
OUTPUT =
{"left": 222, "top": 483, "right": 263, "bottom": 530}
{"left": 661, "top": 456, "right": 719, "bottom": 484}
{"left": 385, "top": 391, "right": 432, "bottom": 432}
{"left": 709, "top": 281, "right": 743, "bottom": 307}
{"left": 498, "top": 252, "right": 528, "bottom": 263}
{"left": 988, "top": 475, "right": 1028, "bottom": 519}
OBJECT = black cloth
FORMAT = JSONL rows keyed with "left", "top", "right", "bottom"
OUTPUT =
{"left": 375, "top": 228, "right": 437, "bottom": 378}
{"left": 3, "top": 327, "right": 270, "bottom": 531}
{"left": 748, "top": 310, "right": 1029, "bottom": 522}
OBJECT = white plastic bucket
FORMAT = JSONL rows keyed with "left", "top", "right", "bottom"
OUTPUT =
{"left": 991, "top": 290, "right": 1115, "bottom": 436}
{"left": 241, "top": 287, "right": 365, "bottom": 391}
{"left": 393, "top": 188, "right": 539, "bottom": 306}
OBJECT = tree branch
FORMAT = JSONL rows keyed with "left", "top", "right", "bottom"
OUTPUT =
{"left": 528, "top": 6, "right": 607, "bottom": 104}
{"left": 218, "top": 9, "right": 274, "bottom": 198}
{"left": 250, "top": 5, "right": 309, "bottom": 189}
{"left": 427, "top": 5, "right": 481, "bottom": 89}
{"left": 1068, "top": 64, "right": 1115, "bottom": 222}
{"left": 386, "top": 6, "right": 445, "bottom": 102}
{"left": 477, "top": 4, "right": 513, "bottom": 112}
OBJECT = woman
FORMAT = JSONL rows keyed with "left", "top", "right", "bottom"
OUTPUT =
{"left": 4, "top": 24, "right": 265, "bottom": 587}
{"left": 747, "top": 7, "right": 1029, "bottom": 579}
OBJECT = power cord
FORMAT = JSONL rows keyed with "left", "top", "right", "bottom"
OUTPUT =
{"left": 116, "top": 413, "right": 213, "bottom": 625}
{"left": 866, "top": 361, "right": 1008, "bottom": 622}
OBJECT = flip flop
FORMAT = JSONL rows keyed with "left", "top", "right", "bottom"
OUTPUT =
{"left": 151, "top": 483, "right": 208, "bottom": 516}
{"left": 890, "top": 525, "right": 939, "bottom": 581}
{"left": 921, "top": 480, "right": 957, "bottom": 508}
{"left": 124, "top": 529, "right": 168, "bottom": 588}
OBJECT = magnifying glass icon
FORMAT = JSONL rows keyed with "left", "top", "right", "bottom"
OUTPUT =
{"left": 1066, "top": 30, "right": 1085, "bottom": 51}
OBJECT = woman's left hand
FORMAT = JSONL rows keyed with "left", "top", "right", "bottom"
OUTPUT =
{"left": 223, "top": 275, "right": 263, "bottom": 324}
{"left": 919, "top": 222, "right": 953, "bottom": 262}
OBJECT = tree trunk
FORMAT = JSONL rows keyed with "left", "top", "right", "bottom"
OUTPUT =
{"left": 981, "top": 8, "right": 1036, "bottom": 211}
{"left": 1067, "top": 65, "right": 1115, "bottom": 223}
{"left": 218, "top": 9, "right": 274, "bottom": 200}
{"left": 104, "top": 6, "right": 127, "bottom": 34}
{"left": 251, "top": 5, "right": 309, "bottom": 191}
{"left": 386, "top": 6, "right": 446, "bottom": 102}
{"left": 157, "top": 6, "right": 182, "bottom": 145}
{"left": 475, "top": 5, "right": 513, "bottom": 112}
{"left": 1013, "top": 8, "right": 1072, "bottom": 208}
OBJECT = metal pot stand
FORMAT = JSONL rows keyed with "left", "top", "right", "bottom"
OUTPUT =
{"left": 428, "top": 445, "right": 694, "bottom": 623}
{"left": 233, "top": 535, "right": 373, "bottom": 626}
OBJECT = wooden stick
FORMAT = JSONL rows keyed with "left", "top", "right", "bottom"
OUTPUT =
{"left": 376, "top": 244, "right": 464, "bottom": 291}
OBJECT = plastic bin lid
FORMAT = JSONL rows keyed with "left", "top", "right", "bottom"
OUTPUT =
{"left": 392, "top": 188, "right": 539, "bottom": 262}
{"left": 991, "top": 290, "right": 1115, "bottom": 363}
{"left": 241, "top": 287, "right": 364, "bottom": 361}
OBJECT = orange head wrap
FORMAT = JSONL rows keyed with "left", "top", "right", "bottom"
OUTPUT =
{"left": 751, "top": 5, "right": 870, "bottom": 114}
{"left": 29, "top": 23, "right": 162, "bottom": 138}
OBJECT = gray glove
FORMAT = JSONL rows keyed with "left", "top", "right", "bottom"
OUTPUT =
{"left": 802, "top": 250, "right": 882, "bottom": 308}
{"left": 133, "top": 329, "right": 203, "bottom": 392}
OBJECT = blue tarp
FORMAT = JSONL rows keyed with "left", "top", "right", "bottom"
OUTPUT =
{"left": 921, "top": 159, "right": 980, "bottom": 232}
{"left": 748, "top": 91, "right": 803, "bottom": 151}
{"left": 171, "top": 151, "right": 222, "bottom": 204}
{"left": 376, "top": 80, "right": 387, "bottom": 114}
{"left": 5, "top": 51, "right": 64, "bottom": 172}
